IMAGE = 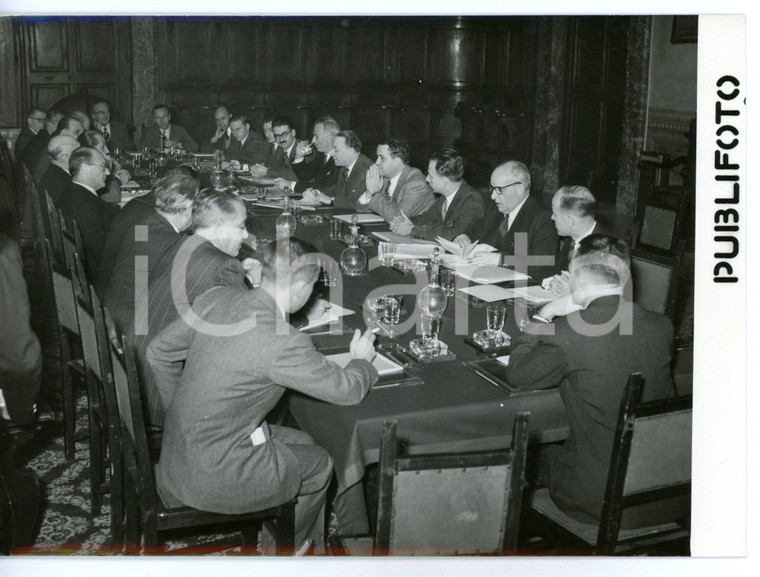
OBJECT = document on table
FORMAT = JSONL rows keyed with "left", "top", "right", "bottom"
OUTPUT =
{"left": 454, "top": 265, "right": 530, "bottom": 284}
{"left": 334, "top": 213, "right": 386, "bottom": 224}
{"left": 500, "top": 285, "right": 556, "bottom": 304}
{"left": 496, "top": 355, "right": 511, "bottom": 366}
{"left": 299, "top": 304, "right": 354, "bottom": 331}
{"left": 458, "top": 284, "right": 514, "bottom": 303}
{"left": 394, "top": 244, "right": 440, "bottom": 259}
{"left": 325, "top": 352, "right": 404, "bottom": 376}
{"left": 371, "top": 231, "right": 438, "bottom": 245}
{"left": 436, "top": 236, "right": 497, "bottom": 257}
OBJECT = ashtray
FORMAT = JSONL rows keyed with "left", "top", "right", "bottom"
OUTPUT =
{"left": 299, "top": 214, "right": 325, "bottom": 226}
{"left": 470, "top": 330, "right": 511, "bottom": 350}
{"left": 393, "top": 259, "right": 428, "bottom": 273}
{"left": 357, "top": 233, "right": 373, "bottom": 245}
{"left": 406, "top": 340, "right": 456, "bottom": 363}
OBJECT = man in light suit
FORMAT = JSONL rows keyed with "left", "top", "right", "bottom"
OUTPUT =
{"left": 274, "top": 116, "right": 341, "bottom": 193}
{"left": 147, "top": 237, "right": 378, "bottom": 552}
{"left": 302, "top": 130, "right": 373, "bottom": 211}
{"left": 139, "top": 104, "right": 198, "bottom": 152}
{"left": 457, "top": 160, "right": 558, "bottom": 279}
{"left": 357, "top": 137, "right": 435, "bottom": 222}
{"left": 506, "top": 236, "right": 681, "bottom": 528}
{"left": 126, "top": 188, "right": 251, "bottom": 428}
{"left": 250, "top": 115, "right": 299, "bottom": 181}
{"left": 225, "top": 114, "right": 267, "bottom": 167}
{"left": 389, "top": 147, "right": 484, "bottom": 241}
{"left": 90, "top": 99, "right": 134, "bottom": 154}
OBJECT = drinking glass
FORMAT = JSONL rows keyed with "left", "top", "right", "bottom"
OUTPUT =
{"left": 383, "top": 295, "right": 401, "bottom": 325}
{"left": 322, "top": 261, "right": 339, "bottom": 288}
{"left": 439, "top": 268, "right": 456, "bottom": 296}
{"left": 379, "top": 242, "right": 397, "bottom": 267}
{"left": 486, "top": 304, "right": 506, "bottom": 337}
{"left": 292, "top": 200, "right": 302, "bottom": 219}
{"left": 256, "top": 186, "right": 267, "bottom": 200}
{"left": 330, "top": 218, "right": 342, "bottom": 240}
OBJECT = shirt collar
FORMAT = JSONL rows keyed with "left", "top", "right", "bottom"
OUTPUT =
{"left": 573, "top": 221, "right": 598, "bottom": 247}
{"left": 75, "top": 181, "right": 99, "bottom": 196}
{"left": 507, "top": 194, "right": 529, "bottom": 227}
{"left": 387, "top": 171, "right": 402, "bottom": 198}
{"left": 345, "top": 156, "right": 359, "bottom": 177}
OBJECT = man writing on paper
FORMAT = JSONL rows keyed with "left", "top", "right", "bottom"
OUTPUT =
{"left": 506, "top": 236, "right": 681, "bottom": 528}
{"left": 388, "top": 147, "right": 484, "bottom": 241}
{"left": 541, "top": 185, "right": 610, "bottom": 296}
{"left": 148, "top": 238, "right": 379, "bottom": 553}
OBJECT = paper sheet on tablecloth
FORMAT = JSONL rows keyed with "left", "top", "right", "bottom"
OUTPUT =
{"left": 501, "top": 285, "right": 556, "bottom": 304}
{"left": 299, "top": 304, "right": 354, "bottom": 331}
{"left": 454, "top": 265, "right": 530, "bottom": 284}
{"left": 436, "top": 236, "right": 496, "bottom": 258}
{"left": 120, "top": 180, "right": 141, "bottom": 189}
{"left": 371, "top": 231, "right": 438, "bottom": 245}
{"left": 496, "top": 355, "right": 510, "bottom": 366}
{"left": 325, "top": 352, "right": 404, "bottom": 376}
{"left": 335, "top": 213, "right": 385, "bottom": 224}
{"left": 458, "top": 284, "right": 514, "bottom": 302}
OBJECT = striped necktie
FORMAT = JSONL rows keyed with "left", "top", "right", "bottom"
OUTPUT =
{"left": 383, "top": 180, "right": 391, "bottom": 200}
{"left": 498, "top": 213, "right": 511, "bottom": 236}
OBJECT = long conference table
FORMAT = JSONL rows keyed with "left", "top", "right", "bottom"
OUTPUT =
{"left": 242, "top": 199, "right": 569, "bottom": 536}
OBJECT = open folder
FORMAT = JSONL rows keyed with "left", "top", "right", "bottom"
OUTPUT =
{"left": 325, "top": 352, "right": 404, "bottom": 376}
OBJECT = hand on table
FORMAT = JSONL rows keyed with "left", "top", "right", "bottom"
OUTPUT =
{"left": 390, "top": 211, "right": 413, "bottom": 236}
{"left": 542, "top": 271, "right": 570, "bottom": 296}
{"left": 250, "top": 164, "right": 268, "bottom": 178}
{"left": 350, "top": 328, "right": 377, "bottom": 364}
{"left": 274, "top": 177, "right": 294, "bottom": 191}
{"left": 301, "top": 188, "right": 325, "bottom": 206}
{"left": 164, "top": 139, "right": 182, "bottom": 150}
{"left": 468, "top": 252, "right": 501, "bottom": 266}
{"left": 306, "top": 298, "right": 331, "bottom": 321}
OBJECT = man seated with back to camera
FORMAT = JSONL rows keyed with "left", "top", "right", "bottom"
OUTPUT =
{"left": 505, "top": 234, "right": 683, "bottom": 529}
{"left": 147, "top": 237, "right": 379, "bottom": 553}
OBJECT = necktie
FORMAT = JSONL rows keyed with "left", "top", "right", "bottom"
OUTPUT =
{"left": 441, "top": 198, "right": 448, "bottom": 220}
{"left": 383, "top": 180, "right": 391, "bottom": 200}
{"left": 102, "top": 126, "right": 110, "bottom": 142}
{"left": 498, "top": 213, "right": 511, "bottom": 236}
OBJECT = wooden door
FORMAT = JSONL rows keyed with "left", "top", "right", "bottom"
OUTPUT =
{"left": 14, "top": 17, "right": 133, "bottom": 124}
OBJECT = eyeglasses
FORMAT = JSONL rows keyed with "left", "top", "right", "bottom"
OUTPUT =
{"left": 273, "top": 129, "right": 292, "bottom": 141}
{"left": 85, "top": 162, "right": 109, "bottom": 170}
{"left": 93, "top": 110, "right": 110, "bottom": 115}
{"left": 490, "top": 182, "right": 523, "bottom": 196}
{"left": 29, "top": 116, "right": 46, "bottom": 122}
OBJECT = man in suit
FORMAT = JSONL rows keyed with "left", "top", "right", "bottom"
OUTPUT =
{"left": 357, "top": 137, "right": 435, "bottom": 222}
{"left": 456, "top": 160, "right": 558, "bottom": 280}
{"left": 147, "top": 237, "right": 378, "bottom": 551}
{"left": 90, "top": 99, "right": 134, "bottom": 154}
{"left": 262, "top": 115, "right": 278, "bottom": 166}
{"left": 199, "top": 106, "right": 232, "bottom": 154}
{"left": 301, "top": 130, "right": 373, "bottom": 211}
{"left": 20, "top": 110, "right": 63, "bottom": 173}
{"left": 57, "top": 147, "right": 118, "bottom": 283}
{"left": 103, "top": 170, "right": 198, "bottom": 333}
{"left": 274, "top": 116, "right": 340, "bottom": 193}
{"left": 79, "top": 130, "right": 131, "bottom": 205}
{"left": 38, "top": 135, "right": 79, "bottom": 205}
{"left": 139, "top": 104, "right": 198, "bottom": 152}
{"left": 225, "top": 114, "right": 267, "bottom": 167}
{"left": 506, "top": 237, "right": 679, "bottom": 528}
{"left": 14, "top": 108, "right": 46, "bottom": 160}
{"left": 32, "top": 116, "right": 85, "bottom": 185}
{"left": 126, "top": 188, "right": 251, "bottom": 428}
{"left": 389, "top": 147, "right": 484, "bottom": 241}
{"left": 250, "top": 115, "right": 299, "bottom": 181}
{"left": 542, "top": 185, "right": 613, "bottom": 296}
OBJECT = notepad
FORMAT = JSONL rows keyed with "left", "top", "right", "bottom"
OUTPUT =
{"left": 299, "top": 304, "right": 354, "bottom": 331}
{"left": 455, "top": 266, "right": 531, "bottom": 284}
{"left": 335, "top": 214, "right": 385, "bottom": 224}
{"left": 325, "top": 352, "right": 404, "bottom": 376}
{"left": 458, "top": 284, "right": 514, "bottom": 302}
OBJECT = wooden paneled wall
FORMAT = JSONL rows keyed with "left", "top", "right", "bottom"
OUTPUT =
{"left": 155, "top": 16, "right": 539, "bottom": 186}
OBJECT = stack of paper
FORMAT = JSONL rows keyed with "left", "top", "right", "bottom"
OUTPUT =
{"left": 299, "top": 304, "right": 354, "bottom": 331}
{"left": 458, "top": 284, "right": 514, "bottom": 302}
{"left": 455, "top": 266, "right": 530, "bottom": 284}
{"left": 501, "top": 286, "right": 556, "bottom": 304}
{"left": 325, "top": 352, "right": 404, "bottom": 376}
{"left": 371, "top": 231, "right": 437, "bottom": 245}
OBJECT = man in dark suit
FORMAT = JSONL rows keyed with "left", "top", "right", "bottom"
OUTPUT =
{"left": 79, "top": 130, "right": 131, "bottom": 205}
{"left": 262, "top": 115, "right": 278, "bottom": 166}
{"left": 199, "top": 106, "right": 232, "bottom": 154}
{"left": 139, "top": 104, "right": 198, "bottom": 152}
{"left": 457, "top": 160, "right": 558, "bottom": 279}
{"left": 389, "top": 147, "right": 485, "bottom": 241}
{"left": 301, "top": 130, "right": 373, "bottom": 212}
{"left": 13, "top": 108, "right": 46, "bottom": 160}
{"left": 147, "top": 237, "right": 378, "bottom": 552}
{"left": 103, "top": 170, "right": 198, "bottom": 333}
{"left": 126, "top": 188, "right": 251, "bottom": 428}
{"left": 90, "top": 100, "right": 134, "bottom": 154}
{"left": 357, "top": 137, "right": 435, "bottom": 222}
{"left": 274, "top": 116, "right": 341, "bottom": 193}
{"left": 506, "top": 236, "right": 679, "bottom": 528}
{"left": 32, "top": 116, "right": 85, "bottom": 185}
{"left": 38, "top": 135, "right": 79, "bottom": 205}
{"left": 250, "top": 115, "right": 299, "bottom": 181}
{"left": 225, "top": 114, "right": 267, "bottom": 167}
{"left": 57, "top": 147, "right": 118, "bottom": 283}
{"left": 19, "top": 109, "right": 63, "bottom": 173}
{"left": 542, "top": 185, "right": 613, "bottom": 296}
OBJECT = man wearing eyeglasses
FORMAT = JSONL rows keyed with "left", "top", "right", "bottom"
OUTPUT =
{"left": 250, "top": 116, "right": 299, "bottom": 181}
{"left": 90, "top": 99, "right": 134, "bottom": 154}
{"left": 14, "top": 107, "right": 46, "bottom": 160}
{"left": 456, "top": 160, "right": 557, "bottom": 279}
{"left": 57, "top": 147, "right": 118, "bottom": 282}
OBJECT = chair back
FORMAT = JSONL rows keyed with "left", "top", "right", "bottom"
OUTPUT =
{"left": 50, "top": 257, "right": 80, "bottom": 335}
{"left": 630, "top": 247, "right": 682, "bottom": 319}
{"left": 43, "top": 190, "right": 65, "bottom": 264}
{"left": 374, "top": 412, "right": 529, "bottom": 555}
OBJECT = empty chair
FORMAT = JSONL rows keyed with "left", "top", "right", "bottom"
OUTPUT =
{"left": 629, "top": 245, "right": 683, "bottom": 321}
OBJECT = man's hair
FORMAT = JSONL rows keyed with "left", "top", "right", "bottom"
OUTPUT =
{"left": 556, "top": 185, "right": 597, "bottom": 218}
{"left": 575, "top": 234, "right": 630, "bottom": 267}
{"left": 336, "top": 130, "right": 362, "bottom": 153}
{"left": 69, "top": 147, "right": 99, "bottom": 177}
{"left": 47, "top": 135, "right": 79, "bottom": 162}
{"left": 152, "top": 104, "right": 169, "bottom": 115}
{"left": 70, "top": 110, "right": 90, "bottom": 129}
{"left": 215, "top": 105, "right": 230, "bottom": 115}
{"left": 571, "top": 248, "right": 631, "bottom": 288}
{"left": 79, "top": 129, "right": 106, "bottom": 149}
{"left": 56, "top": 116, "right": 82, "bottom": 135}
{"left": 154, "top": 170, "right": 200, "bottom": 214}
{"left": 230, "top": 114, "right": 249, "bottom": 125}
{"left": 191, "top": 188, "right": 245, "bottom": 230}
{"left": 258, "top": 237, "right": 321, "bottom": 286}
{"left": 262, "top": 114, "right": 277, "bottom": 125}
{"left": 27, "top": 107, "right": 46, "bottom": 118}
{"left": 314, "top": 115, "right": 341, "bottom": 135}
{"left": 172, "top": 165, "right": 201, "bottom": 184}
{"left": 271, "top": 115, "right": 296, "bottom": 132}
{"left": 501, "top": 160, "right": 531, "bottom": 190}
{"left": 45, "top": 110, "right": 64, "bottom": 126}
{"left": 89, "top": 99, "right": 110, "bottom": 114}
{"left": 378, "top": 137, "right": 410, "bottom": 164}
{"left": 430, "top": 147, "right": 464, "bottom": 181}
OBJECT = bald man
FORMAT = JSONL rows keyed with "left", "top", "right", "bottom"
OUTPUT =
{"left": 200, "top": 106, "right": 232, "bottom": 153}
{"left": 38, "top": 135, "right": 80, "bottom": 205}
{"left": 33, "top": 116, "right": 85, "bottom": 185}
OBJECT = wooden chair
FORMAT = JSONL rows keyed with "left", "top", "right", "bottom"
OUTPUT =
{"left": 631, "top": 197, "right": 688, "bottom": 255}
{"left": 629, "top": 244, "right": 683, "bottom": 321}
{"left": 526, "top": 374, "right": 691, "bottom": 555}
{"left": 106, "top": 332, "right": 296, "bottom": 553}
{"left": 331, "top": 412, "right": 530, "bottom": 556}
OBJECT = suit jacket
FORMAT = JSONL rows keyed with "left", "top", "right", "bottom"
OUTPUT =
{"left": 264, "top": 142, "right": 277, "bottom": 166}
{"left": 321, "top": 154, "right": 373, "bottom": 211}
{"left": 57, "top": 182, "right": 118, "bottom": 283}
{"left": 266, "top": 143, "right": 298, "bottom": 181}
{"left": 409, "top": 180, "right": 485, "bottom": 241}
{"left": 554, "top": 221, "right": 613, "bottom": 273}
{"left": 506, "top": 296, "right": 678, "bottom": 527}
{"left": 292, "top": 152, "right": 339, "bottom": 193}
{"left": 32, "top": 148, "right": 51, "bottom": 185}
{"left": 199, "top": 128, "right": 231, "bottom": 154}
{"left": 226, "top": 132, "right": 267, "bottom": 166}
{"left": 148, "top": 286, "right": 377, "bottom": 514}
{"left": 20, "top": 128, "right": 51, "bottom": 172}
{"left": 139, "top": 123, "right": 199, "bottom": 153}
{"left": 480, "top": 194, "right": 558, "bottom": 279}
{"left": 96, "top": 191, "right": 157, "bottom": 296}
{"left": 367, "top": 165, "right": 436, "bottom": 222}
{"left": 13, "top": 126, "right": 36, "bottom": 160}
{"left": 125, "top": 234, "right": 247, "bottom": 427}
{"left": 99, "top": 120, "right": 134, "bottom": 153}
{"left": 103, "top": 210, "right": 183, "bottom": 334}
{"left": 0, "top": 234, "right": 42, "bottom": 425}
{"left": 39, "top": 163, "right": 71, "bottom": 206}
